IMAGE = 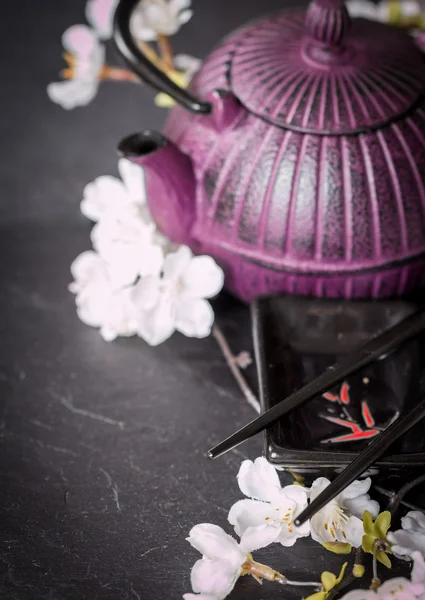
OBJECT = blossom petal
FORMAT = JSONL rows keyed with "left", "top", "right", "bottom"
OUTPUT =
{"left": 240, "top": 524, "right": 282, "bottom": 553}
{"left": 228, "top": 499, "right": 278, "bottom": 537}
{"left": 132, "top": 276, "right": 161, "bottom": 311}
{"left": 310, "top": 477, "right": 330, "bottom": 503}
{"left": 76, "top": 295, "right": 103, "bottom": 327}
{"left": 402, "top": 511, "right": 425, "bottom": 533}
{"left": 81, "top": 176, "right": 129, "bottom": 221}
{"left": 118, "top": 158, "right": 146, "bottom": 205}
{"left": 135, "top": 298, "right": 175, "bottom": 346}
{"left": 47, "top": 80, "right": 99, "bottom": 110}
{"left": 388, "top": 530, "right": 425, "bottom": 558}
{"left": 311, "top": 509, "right": 363, "bottom": 547}
{"left": 136, "top": 243, "right": 165, "bottom": 278}
{"left": 62, "top": 25, "right": 99, "bottom": 58}
{"left": 181, "top": 255, "right": 224, "bottom": 299}
{"left": 70, "top": 250, "right": 102, "bottom": 288}
{"left": 339, "top": 515, "right": 364, "bottom": 548}
{"left": 183, "top": 595, "right": 221, "bottom": 600}
{"left": 163, "top": 246, "right": 193, "bottom": 281}
{"left": 346, "top": 0, "right": 388, "bottom": 21}
{"left": 175, "top": 297, "right": 214, "bottom": 338}
{"left": 178, "top": 9, "right": 193, "bottom": 25}
{"left": 343, "top": 495, "right": 379, "bottom": 520}
{"left": 237, "top": 457, "right": 281, "bottom": 502}
{"left": 174, "top": 54, "right": 201, "bottom": 76}
{"left": 379, "top": 577, "right": 424, "bottom": 599}
{"left": 169, "top": 0, "right": 192, "bottom": 12}
{"left": 338, "top": 478, "right": 372, "bottom": 501}
{"left": 338, "top": 591, "right": 376, "bottom": 600}
{"left": 191, "top": 559, "right": 240, "bottom": 598}
{"left": 85, "top": 0, "right": 119, "bottom": 39}
{"left": 412, "top": 551, "right": 425, "bottom": 584}
{"left": 186, "top": 524, "right": 243, "bottom": 563}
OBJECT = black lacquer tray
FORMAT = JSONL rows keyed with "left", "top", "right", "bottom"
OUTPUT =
{"left": 251, "top": 296, "right": 425, "bottom": 481}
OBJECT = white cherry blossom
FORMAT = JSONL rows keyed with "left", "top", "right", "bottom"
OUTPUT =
{"left": 310, "top": 477, "right": 380, "bottom": 548}
{"left": 340, "top": 552, "right": 425, "bottom": 600}
{"left": 346, "top": 0, "right": 389, "bottom": 21}
{"left": 47, "top": 25, "right": 105, "bottom": 110}
{"left": 130, "top": 0, "right": 193, "bottom": 41}
{"left": 347, "top": 0, "right": 425, "bottom": 25}
{"left": 228, "top": 457, "right": 310, "bottom": 548}
{"left": 186, "top": 523, "right": 279, "bottom": 599}
{"left": 388, "top": 512, "right": 425, "bottom": 559}
{"left": 69, "top": 251, "right": 137, "bottom": 341}
{"left": 131, "top": 246, "right": 224, "bottom": 346}
{"left": 184, "top": 596, "right": 221, "bottom": 600}
{"left": 91, "top": 203, "right": 164, "bottom": 282}
{"left": 81, "top": 158, "right": 146, "bottom": 221}
{"left": 86, "top": 0, "right": 120, "bottom": 39}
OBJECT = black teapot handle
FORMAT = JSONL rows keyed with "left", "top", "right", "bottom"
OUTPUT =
{"left": 113, "top": 0, "right": 213, "bottom": 114}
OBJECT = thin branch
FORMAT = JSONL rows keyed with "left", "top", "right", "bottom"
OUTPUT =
{"left": 157, "top": 34, "right": 174, "bottom": 70}
{"left": 388, "top": 474, "right": 425, "bottom": 516}
{"left": 374, "top": 485, "right": 425, "bottom": 514}
{"left": 212, "top": 325, "right": 261, "bottom": 414}
{"left": 327, "top": 547, "right": 365, "bottom": 600}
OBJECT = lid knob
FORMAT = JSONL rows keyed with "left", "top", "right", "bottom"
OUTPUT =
{"left": 305, "top": 0, "right": 351, "bottom": 47}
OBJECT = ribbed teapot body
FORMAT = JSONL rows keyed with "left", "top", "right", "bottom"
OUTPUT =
{"left": 164, "top": 9, "right": 425, "bottom": 301}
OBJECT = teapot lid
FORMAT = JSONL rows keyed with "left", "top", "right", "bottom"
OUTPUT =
{"left": 230, "top": 0, "right": 425, "bottom": 135}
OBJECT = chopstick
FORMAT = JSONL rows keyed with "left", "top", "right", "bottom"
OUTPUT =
{"left": 294, "top": 396, "right": 425, "bottom": 527}
{"left": 208, "top": 309, "right": 425, "bottom": 460}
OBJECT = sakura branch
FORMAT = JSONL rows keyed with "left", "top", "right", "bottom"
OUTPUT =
{"left": 47, "top": 0, "right": 200, "bottom": 110}
{"left": 184, "top": 455, "right": 425, "bottom": 599}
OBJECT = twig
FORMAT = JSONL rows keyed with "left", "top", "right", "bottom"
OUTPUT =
{"left": 136, "top": 39, "right": 175, "bottom": 76}
{"left": 157, "top": 34, "right": 174, "bottom": 70}
{"left": 212, "top": 325, "right": 261, "bottom": 414}
{"left": 100, "top": 66, "right": 139, "bottom": 82}
{"left": 327, "top": 548, "right": 365, "bottom": 600}
{"left": 388, "top": 474, "right": 425, "bottom": 516}
{"left": 374, "top": 485, "right": 425, "bottom": 513}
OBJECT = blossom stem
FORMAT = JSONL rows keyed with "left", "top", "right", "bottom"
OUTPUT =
{"left": 372, "top": 543, "right": 379, "bottom": 582}
{"left": 136, "top": 40, "right": 176, "bottom": 77}
{"left": 387, "top": 474, "right": 425, "bottom": 516}
{"left": 212, "top": 325, "right": 261, "bottom": 414}
{"left": 99, "top": 66, "right": 140, "bottom": 82}
{"left": 277, "top": 577, "right": 321, "bottom": 587}
{"left": 157, "top": 34, "right": 174, "bottom": 70}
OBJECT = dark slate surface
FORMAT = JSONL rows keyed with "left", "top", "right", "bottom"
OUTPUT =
{"left": 0, "top": 0, "right": 412, "bottom": 599}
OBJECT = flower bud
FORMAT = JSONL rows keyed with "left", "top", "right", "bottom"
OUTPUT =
{"left": 352, "top": 564, "right": 365, "bottom": 578}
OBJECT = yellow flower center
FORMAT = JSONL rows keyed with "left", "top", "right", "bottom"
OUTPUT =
{"left": 264, "top": 505, "right": 294, "bottom": 533}
{"left": 323, "top": 505, "right": 350, "bottom": 540}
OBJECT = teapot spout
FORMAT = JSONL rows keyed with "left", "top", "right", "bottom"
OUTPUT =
{"left": 118, "top": 131, "right": 196, "bottom": 245}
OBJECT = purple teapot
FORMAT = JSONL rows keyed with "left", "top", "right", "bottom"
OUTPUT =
{"left": 114, "top": 0, "right": 425, "bottom": 302}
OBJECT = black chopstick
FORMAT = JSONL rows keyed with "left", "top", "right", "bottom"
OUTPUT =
{"left": 294, "top": 396, "right": 425, "bottom": 527}
{"left": 208, "top": 309, "right": 425, "bottom": 460}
